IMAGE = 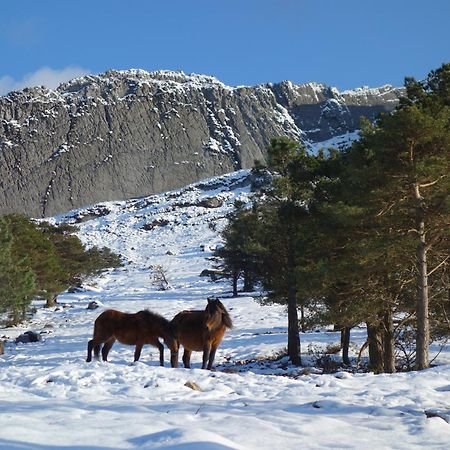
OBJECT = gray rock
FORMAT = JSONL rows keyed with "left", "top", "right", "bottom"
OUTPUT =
{"left": 0, "top": 70, "right": 402, "bottom": 217}
{"left": 87, "top": 301, "right": 100, "bottom": 310}
{"left": 142, "top": 218, "right": 170, "bottom": 231}
{"left": 15, "top": 331, "right": 42, "bottom": 343}
{"left": 200, "top": 269, "right": 224, "bottom": 281}
{"left": 184, "top": 380, "right": 203, "bottom": 391}
{"left": 197, "top": 197, "right": 223, "bottom": 208}
{"left": 425, "top": 409, "right": 450, "bottom": 423}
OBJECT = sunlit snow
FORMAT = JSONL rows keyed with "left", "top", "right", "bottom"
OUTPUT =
{"left": 1, "top": 171, "right": 449, "bottom": 449}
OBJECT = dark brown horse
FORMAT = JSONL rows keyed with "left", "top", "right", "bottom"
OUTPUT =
{"left": 86, "top": 309, "right": 176, "bottom": 365}
{"left": 170, "top": 297, "right": 233, "bottom": 370}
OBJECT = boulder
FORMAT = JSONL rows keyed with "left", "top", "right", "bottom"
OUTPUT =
{"left": 184, "top": 381, "right": 203, "bottom": 391}
{"left": 15, "top": 331, "right": 42, "bottom": 344}
{"left": 87, "top": 301, "right": 100, "bottom": 310}
{"left": 197, "top": 197, "right": 223, "bottom": 208}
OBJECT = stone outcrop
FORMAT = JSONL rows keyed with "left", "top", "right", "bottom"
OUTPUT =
{"left": 0, "top": 69, "right": 403, "bottom": 216}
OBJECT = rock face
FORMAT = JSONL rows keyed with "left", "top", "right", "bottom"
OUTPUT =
{"left": 0, "top": 70, "right": 403, "bottom": 217}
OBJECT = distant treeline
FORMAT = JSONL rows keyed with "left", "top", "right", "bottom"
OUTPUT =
{"left": 0, "top": 215, "right": 122, "bottom": 325}
{"left": 214, "top": 63, "right": 450, "bottom": 373}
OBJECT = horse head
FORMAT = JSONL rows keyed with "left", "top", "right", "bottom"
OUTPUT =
{"left": 205, "top": 297, "right": 233, "bottom": 330}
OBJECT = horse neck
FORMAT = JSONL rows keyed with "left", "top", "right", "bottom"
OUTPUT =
{"left": 205, "top": 310, "right": 224, "bottom": 331}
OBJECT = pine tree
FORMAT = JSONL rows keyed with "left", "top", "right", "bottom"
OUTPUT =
{"left": 7, "top": 215, "right": 69, "bottom": 307}
{"left": 0, "top": 217, "right": 35, "bottom": 324}
{"left": 355, "top": 64, "right": 450, "bottom": 369}
{"left": 214, "top": 205, "right": 262, "bottom": 296}
{"left": 253, "top": 137, "right": 327, "bottom": 365}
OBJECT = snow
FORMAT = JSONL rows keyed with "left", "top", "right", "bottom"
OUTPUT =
{"left": 47, "top": 143, "right": 72, "bottom": 161}
{"left": 1, "top": 170, "right": 450, "bottom": 449}
{"left": 306, "top": 130, "right": 361, "bottom": 154}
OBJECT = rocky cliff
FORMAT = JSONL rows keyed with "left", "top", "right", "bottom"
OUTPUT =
{"left": 0, "top": 69, "right": 402, "bottom": 217}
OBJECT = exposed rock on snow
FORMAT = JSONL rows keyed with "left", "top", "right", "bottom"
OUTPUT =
{"left": 184, "top": 380, "right": 203, "bottom": 391}
{"left": 86, "top": 301, "right": 100, "bottom": 310}
{"left": 15, "top": 331, "right": 42, "bottom": 343}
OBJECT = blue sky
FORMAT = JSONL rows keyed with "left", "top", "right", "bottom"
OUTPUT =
{"left": 0, "top": 0, "right": 449, "bottom": 94}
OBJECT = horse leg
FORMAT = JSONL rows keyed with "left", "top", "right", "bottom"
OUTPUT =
{"left": 93, "top": 344, "right": 101, "bottom": 360}
{"left": 86, "top": 339, "right": 94, "bottom": 362}
{"left": 182, "top": 349, "right": 192, "bottom": 368}
{"left": 157, "top": 341, "right": 164, "bottom": 367}
{"left": 202, "top": 342, "right": 212, "bottom": 370}
{"left": 134, "top": 342, "right": 144, "bottom": 362}
{"left": 170, "top": 341, "right": 179, "bottom": 368}
{"left": 207, "top": 345, "right": 218, "bottom": 370}
{"left": 101, "top": 338, "right": 115, "bottom": 361}
{"left": 87, "top": 339, "right": 102, "bottom": 362}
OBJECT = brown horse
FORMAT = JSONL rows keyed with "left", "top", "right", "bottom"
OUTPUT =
{"left": 170, "top": 297, "right": 233, "bottom": 370}
{"left": 86, "top": 309, "right": 176, "bottom": 365}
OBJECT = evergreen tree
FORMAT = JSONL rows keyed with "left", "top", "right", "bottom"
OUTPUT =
{"left": 217, "top": 64, "right": 450, "bottom": 372}
{"left": 253, "top": 137, "right": 327, "bottom": 365}
{"left": 214, "top": 204, "right": 262, "bottom": 296}
{"left": 1, "top": 214, "right": 123, "bottom": 318}
{"left": 354, "top": 64, "right": 450, "bottom": 369}
{"left": 7, "top": 215, "right": 70, "bottom": 307}
{"left": 0, "top": 217, "right": 35, "bottom": 324}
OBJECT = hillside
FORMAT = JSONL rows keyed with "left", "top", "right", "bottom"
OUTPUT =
{"left": 1, "top": 171, "right": 449, "bottom": 449}
{"left": 0, "top": 69, "right": 402, "bottom": 217}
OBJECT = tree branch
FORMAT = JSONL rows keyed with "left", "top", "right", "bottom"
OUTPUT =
{"left": 376, "top": 201, "right": 397, "bottom": 217}
{"left": 427, "top": 256, "right": 450, "bottom": 277}
{"left": 419, "top": 174, "right": 448, "bottom": 189}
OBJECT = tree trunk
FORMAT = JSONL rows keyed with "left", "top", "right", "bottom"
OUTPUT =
{"left": 232, "top": 272, "right": 239, "bottom": 297}
{"left": 341, "top": 326, "right": 351, "bottom": 366}
{"left": 383, "top": 308, "right": 396, "bottom": 373}
{"left": 287, "top": 237, "right": 301, "bottom": 366}
{"left": 366, "top": 322, "right": 384, "bottom": 373}
{"left": 287, "top": 284, "right": 301, "bottom": 366}
{"left": 415, "top": 182, "right": 430, "bottom": 370}
{"left": 45, "top": 294, "right": 57, "bottom": 308}
{"left": 416, "top": 238, "right": 430, "bottom": 369}
{"left": 243, "top": 270, "right": 254, "bottom": 292}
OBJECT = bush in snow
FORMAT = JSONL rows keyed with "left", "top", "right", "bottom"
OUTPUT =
{"left": 150, "top": 264, "right": 172, "bottom": 291}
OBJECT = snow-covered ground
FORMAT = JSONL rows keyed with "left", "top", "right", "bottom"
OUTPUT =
{"left": 1, "top": 171, "right": 450, "bottom": 449}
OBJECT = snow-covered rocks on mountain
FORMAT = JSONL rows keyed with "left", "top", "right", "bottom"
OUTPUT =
{"left": 0, "top": 69, "right": 403, "bottom": 217}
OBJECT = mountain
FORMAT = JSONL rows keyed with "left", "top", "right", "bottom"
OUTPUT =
{"left": 0, "top": 69, "right": 402, "bottom": 217}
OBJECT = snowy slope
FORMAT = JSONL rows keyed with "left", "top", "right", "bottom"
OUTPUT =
{"left": 1, "top": 171, "right": 450, "bottom": 449}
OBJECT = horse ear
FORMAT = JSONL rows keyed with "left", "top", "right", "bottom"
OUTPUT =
{"left": 207, "top": 297, "right": 213, "bottom": 304}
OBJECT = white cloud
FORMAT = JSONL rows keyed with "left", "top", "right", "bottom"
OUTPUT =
{"left": 0, "top": 66, "right": 91, "bottom": 96}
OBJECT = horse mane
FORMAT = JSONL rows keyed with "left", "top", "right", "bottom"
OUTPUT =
{"left": 213, "top": 299, "right": 233, "bottom": 330}
{"left": 140, "top": 309, "right": 172, "bottom": 333}
{"left": 220, "top": 305, "right": 233, "bottom": 329}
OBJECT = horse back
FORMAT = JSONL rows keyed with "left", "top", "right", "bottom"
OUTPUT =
{"left": 93, "top": 309, "right": 156, "bottom": 345}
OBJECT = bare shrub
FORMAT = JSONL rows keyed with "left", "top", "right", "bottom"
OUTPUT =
{"left": 150, "top": 264, "right": 172, "bottom": 291}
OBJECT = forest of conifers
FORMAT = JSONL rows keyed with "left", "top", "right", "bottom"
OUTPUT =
{"left": 215, "top": 63, "right": 450, "bottom": 373}
{"left": 0, "top": 215, "right": 122, "bottom": 325}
